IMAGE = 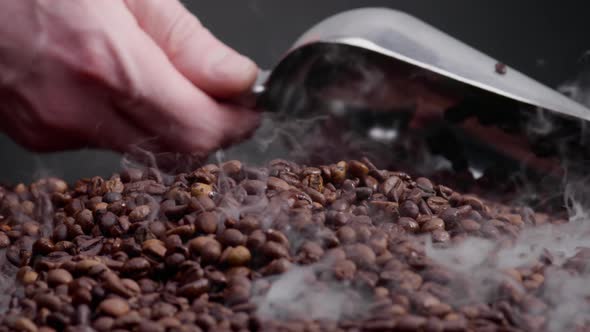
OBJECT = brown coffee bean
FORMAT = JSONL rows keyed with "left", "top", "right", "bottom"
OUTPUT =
{"left": 398, "top": 217, "right": 419, "bottom": 233}
{"left": 218, "top": 229, "right": 246, "bottom": 247}
{"left": 221, "top": 160, "right": 243, "bottom": 178}
{"left": 426, "top": 196, "right": 449, "bottom": 215}
{"left": 333, "top": 259, "right": 357, "bottom": 280}
{"left": 462, "top": 195, "right": 485, "bottom": 211}
{"left": 399, "top": 201, "right": 420, "bottom": 219}
{"left": 261, "top": 241, "right": 289, "bottom": 260}
{"left": 32, "top": 238, "right": 55, "bottom": 256}
{"left": 421, "top": 217, "right": 445, "bottom": 232}
{"left": 297, "top": 241, "right": 324, "bottom": 263}
{"left": 124, "top": 180, "right": 167, "bottom": 195}
{"left": 261, "top": 258, "right": 292, "bottom": 276}
{"left": 166, "top": 224, "right": 195, "bottom": 238}
{"left": 460, "top": 219, "right": 481, "bottom": 232}
{"left": 439, "top": 207, "right": 459, "bottom": 229}
{"left": 396, "top": 314, "right": 427, "bottom": 331}
{"left": 345, "top": 244, "right": 376, "bottom": 268}
{"left": 195, "top": 212, "right": 218, "bottom": 234}
{"left": 75, "top": 209, "right": 94, "bottom": 232}
{"left": 14, "top": 317, "right": 38, "bottom": 332}
{"left": 98, "top": 298, "right": 130, "bottom": 317}
{"left": 267, "top": 177, "right": 290, "bottom": 192}
{"left": 178, "top": 279, "right": 210, "bottom": 299}
{"left": 17, "top": 267, "right": 38, "bottom": 285}
{"left": 189, "top": 195, "right": 216, "bottom": 214}
{"left": 336, "top": 226, "right": 357, "bottom": 244}
{"left": 220, "top": 246, "right": 252, "bottom": 267}
{"left": 348, "top": 160, "right": 369, "bottom": 178}
{"left": 34, "top": 293, "right": 61, "bottom": 312}
{"left": 0, "top": 231, "right": 10, "bottom": 248}
{"left": 121, "top": 168, "right": 143, "bottom": 182}
{"left": 416, "top": 177, "right": 434, "bottom": 193}
{"left": 47, "top": 269, "right": 73, "bottom": 286}
{"left": 431, "top": 229, "right": 450, "bottom": 243}
{"left": 327, "top": 161, "right": 346, "bottom": 184}
{"left": 142, "top": 239, "right": 167, "bottom": 261}
{"left": 129, "top": 205, "right": 151, "bottom": 222}
{"left": 200, "top": 240, "right": 222, "bottom": 264}
{"left": 92, "top": 316, "right": 116, "bottom": 331}
{"left": 379, "top": 176, "right": 401, "bottom": 196}
{"left": 122, "top": 257, "right": 151, "bottom": 278}
{"left": 241, "top": 180, "right": 267, "bottom": 196}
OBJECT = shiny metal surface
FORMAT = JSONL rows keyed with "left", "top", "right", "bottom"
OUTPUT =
{"left": 243, "top": 7, "right": 590, "bottom": 176}
{"left": 289, "top": 8, "right": 590, "bottom": 121}
{"left": 249, "top": 8, "right": 590, "bottom": 121}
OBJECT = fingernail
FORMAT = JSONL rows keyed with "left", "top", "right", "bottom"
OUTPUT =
{"left": 211, "top": 51, "right": 257, "bottom": 82}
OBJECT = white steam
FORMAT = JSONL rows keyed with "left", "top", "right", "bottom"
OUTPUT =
{"left": 426, "top": 178, "right": 590, "bottom": 331}
{"left": 254, "top": 262, "right": 370, "bottom": 322}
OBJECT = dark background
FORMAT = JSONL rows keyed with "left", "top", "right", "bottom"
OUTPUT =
{"left": 1, "top": 0, "right": 589, "bottom": 184}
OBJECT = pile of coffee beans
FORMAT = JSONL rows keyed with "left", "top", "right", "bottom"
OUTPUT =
{"left": 0, "top": 158, "right": 585, "bottom": 331}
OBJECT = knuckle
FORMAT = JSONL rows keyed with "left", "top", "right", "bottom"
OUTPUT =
{"left": 45, "top": 29, "right": 133, "bottom": 94}
{"left": 165, "top": 9, "right": 203, "bottom": 59}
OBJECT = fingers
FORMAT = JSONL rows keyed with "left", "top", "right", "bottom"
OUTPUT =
{"left": 109, "top": 22, "right": 260, "bottom": 154}
{"left": 124, "top": 0, "right": 258, "bottom": 99}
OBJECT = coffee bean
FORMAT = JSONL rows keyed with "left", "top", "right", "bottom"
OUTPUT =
{"left": 399, "top": 201, "right": 420, "bottom": 219}
{"left": 431, "top": 230, "right": 451, "bottom": 243}
{"left": 348, "top": 160, "right": 369, "bottom": 178}
{"left": 218, "top": 229, "right": 246, "bottom": 247}
{"left": 47, "top": 269, "right": 73, "bottom": 286}
{"left": 260, "top": 241, "right": 289, "bottom": 260}
{"left": 421, "top": 218, "right": 445, "bottom": 233}
{"left": 460, "top": 219, "right": 481, "bottom": 232}
{"left": 195, "top": 212, "right": 218, "bottom": 234}
{"left": 220, "top": 246, "right": 251, "bottom": 267}
{"left": 34, "top": 293, "right": 61, "bottom": 312}
{"left": 331, "top": 161, "right": 347, "bottom": 184}
{"left": 191, "top": 183, "right": 213, "bottom": 198}
{"left": 122, "top": 257, "right": 151, "bottom": 278}
{"left": 0, "top": 158, "right": 572, "bottom": 332}
{"left": 14, "top": 317, "right": 38, "bottom": 332}
{"left": 98, "top": 298, "right": 129, "bottom": 317}
{"left": 129, "top": 205, "right": 151, "bottom": 222}
{"left": 141, "top": 239, "right": 167, "bottom": 261}
{"left": 345, "top": 244, "right": 376, "bottom": 268}
{"left": 178, "top": 279, "right": 209, "bottom": 299}
{"left": 221, "top": 160, "right": 243, "bottom": 179}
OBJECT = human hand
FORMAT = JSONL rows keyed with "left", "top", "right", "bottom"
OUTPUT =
{"left": 0, "top": 0, "right": 260, "bottom": 156}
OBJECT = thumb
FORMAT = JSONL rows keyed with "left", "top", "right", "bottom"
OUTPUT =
{"left": 124, "top": 0, "right": 258, "bottom": 99}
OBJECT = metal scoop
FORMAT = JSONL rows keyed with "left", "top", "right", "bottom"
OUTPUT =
{"left": 242, "top": 7, "right": 590, "bottom": 175}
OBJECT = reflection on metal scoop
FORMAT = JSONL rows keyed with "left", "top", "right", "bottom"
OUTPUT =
{"left": 243, "top": 8, "right": 590, "bottom": 175}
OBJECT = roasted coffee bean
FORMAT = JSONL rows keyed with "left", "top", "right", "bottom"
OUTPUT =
{"left": 345, "top": 244, "right": 376, "bottom": 268}
{"left": 399, "top": 201, "right": 420, "bottom": 219}
{"left": 98, "top": 298, "right": 129, "bottom": 317}
{"left": 178, "top": 279, "right": 209, "bottom": 299}
{"left": 337, "top": 226, "right": 357, "bottom": 244}
{"left": 122, "top": 257, "right": 151, "bottom": 278}
{"left": 0, "top": 158, "right": 575, "bottom": 332}
{"left": 220, "top": 246, "right": 251, "bottom": 267}
{"left": 221, "top": 160, "right": 242, "bottom": 179}
{"left": 218, "top": 229, "right": 246, "bottom": 247}
{"left": 421, "top": 218, "right": 445, "bottom": 233}
{"left": 260, "top": 241, "right": 289, "bottom": 260}
{"left": 142, "top": 239, "right": 167, "bottom": 260}
{"left": 47, "top": 269, "right": 73, "bottom": 286}
{"left": 267, "top": 177, "right": 290, "bottom": 192}
{"left": 195, "top": 212, "right": 218, "bottom": 234}
{"left": 129, "top": 205, "right": 151, "bottom": 222}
